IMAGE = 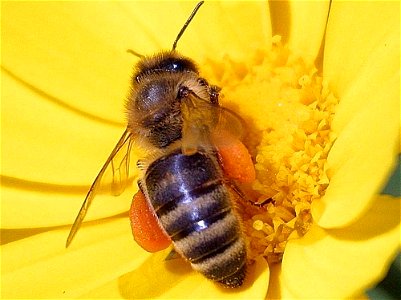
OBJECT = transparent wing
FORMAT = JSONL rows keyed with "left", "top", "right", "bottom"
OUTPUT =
{"left": 181, "top": 96, "right": 245, "bottom": 154}
{"left": 66, "top": 128, "right": 135, "bottom": 247}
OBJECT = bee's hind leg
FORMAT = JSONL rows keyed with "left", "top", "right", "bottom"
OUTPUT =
{"left": 225, "top": 179, "right": 274, "bottom": 209}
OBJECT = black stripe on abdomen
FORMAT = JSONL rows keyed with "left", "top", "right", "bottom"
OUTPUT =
{"left": 173, "top": 212, "right": 242, "bottom": 263}
{"left": 144, "top": 149, "right": 223, "bottom": 211}
{"left": 155, "top": 178, "right": 224, "bottom": 216}
{"left": 191, "top": 237, "right": 247, "bottom": 288}
{"left": 157, "top": 182, "right": 231, "bottom": 239}
{"left": 172, "top": 211, "right": 247, "bottom": 288}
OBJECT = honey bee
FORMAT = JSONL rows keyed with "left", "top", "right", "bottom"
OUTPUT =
{"left": 67, "top": 1, "right": 256, "bottom": 288}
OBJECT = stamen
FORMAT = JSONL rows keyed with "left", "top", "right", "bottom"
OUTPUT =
{"left": 203, "top": 36, "right": 339, "bottom": 264}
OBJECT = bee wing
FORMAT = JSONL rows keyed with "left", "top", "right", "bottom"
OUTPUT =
{"left": 66, "top": 128, "right": 135, "bottom": 247}
{"left": 181, "top": 97, "right": 245, "bottom": 154}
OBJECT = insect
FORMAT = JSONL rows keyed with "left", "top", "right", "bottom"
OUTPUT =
{"left": 66, "top": 1, "right": 256, "bottom": 288}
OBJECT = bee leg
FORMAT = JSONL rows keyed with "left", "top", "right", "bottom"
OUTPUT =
{"left": 136, "top": 159, "right": 147, "bottom": 170}
{"left": 196, "top": 77, "right": 220, "bottom": 104}
{"left": 226, "top": 179, "right": 273, "bottom": 208}
{"left": 209, "top": 85, "right": 221, "bottom": 105}
{"left": 137, "top": 180, "right": 144, "bottom": 193}
{"left": 164, "top": 249, "right": 182, "bottom": 261}
{"left": 253, "top": 197, "right": 274, "bottom": 207}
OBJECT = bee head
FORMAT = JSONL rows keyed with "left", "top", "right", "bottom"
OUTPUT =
{"left": 134, "top": 51, "right": 198, "bottom": 83}
{"left": 127, "top": 52, "right": 204, "bottom": 149}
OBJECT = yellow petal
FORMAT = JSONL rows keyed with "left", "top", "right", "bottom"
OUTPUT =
{"left": 79, "top": 257, "right": 269, "bottom": 299}
{"left": 266, "top": 264, "right": 297, "bottom": 299}
{"left": 282, "top": 195, "right": 400, "bottom": 299}
{"left": 2, "top": 216, "right": 269, "bottom": 299}
{"left": 1, "top": 218, "right": 150, "bottom": 298}
{"left": 1, "top": 182, "right": 136, "bottom": 229}
{"left": 1, "top": 69, "right": 125, "bottom": 185}
{"left": 2, "top": 1, "right": 132, "bottom": 123}
{"left": 123, "top": 1, "right": 273, "bottom": 62}
{"left": 2, "top": 1, "right": 271, "bottom": 124}
{"left": 1, "top": 69, "right": 138, "bottom": 228}
{"left": 267, "top": 264, "right": 370, "bottom": 300}
{"left": 328, "top": 21, "right": 399, "bottom": 135}
{"left": 323, "top": 1, "right": 399, "bottom": 98}
{"left": 269, "top": 0, "right": 330, "bottom": 64}
{"left": 315, "top": 4, "right": 399, "bottom": 227}
{"left": 313, "top": 71, "right": 399, "bottom": 228}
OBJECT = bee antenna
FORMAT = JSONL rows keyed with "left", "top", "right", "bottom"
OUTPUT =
{"left": 172, "top": 1, "right": 204, "bottom": 51}
{"left": 127, "top": 49, "right": 145, "bottom": 59}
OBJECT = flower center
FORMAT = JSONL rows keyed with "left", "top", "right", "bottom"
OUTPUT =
{"left": 203, "top": 36, "right": 338, "bottom": 264}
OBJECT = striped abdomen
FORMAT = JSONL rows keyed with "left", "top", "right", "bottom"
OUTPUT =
{"left": 143, "top": 149, "right": 247, "bottom": 287}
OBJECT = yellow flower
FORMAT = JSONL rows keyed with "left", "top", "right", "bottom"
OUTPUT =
{"left": 1, "top": 1, "right": 399, "bottom": 299}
